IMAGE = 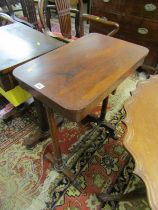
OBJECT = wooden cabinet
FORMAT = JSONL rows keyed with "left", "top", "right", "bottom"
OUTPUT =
{"left": 125, "top": 0, "right": 158, "bottom": 20}
{"left": 90, "top": 0, "right": 158, "bottom": 67}
{"left": 92, "top": 0, "right": 124, "bottom": 13}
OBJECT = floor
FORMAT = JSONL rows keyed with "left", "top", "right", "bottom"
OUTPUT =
{"left": 0, "top": 72, "right": 151, "bottom": 210}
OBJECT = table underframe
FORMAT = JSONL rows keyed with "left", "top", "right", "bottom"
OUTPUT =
{"left": 45, "top": 96, "right": 116, "bottom": 183}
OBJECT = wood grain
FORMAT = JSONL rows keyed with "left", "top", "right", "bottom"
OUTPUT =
{"left": 123, "top": 75, "right": 158, "bottom": 210}
{"left": 13, "top": 33, "right": 148, "bottom": 122}
{"left": 0, "top": 22, "right": 63, "bottom": 75}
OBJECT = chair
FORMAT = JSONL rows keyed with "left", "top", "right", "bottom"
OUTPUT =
{"left": 0, "top": 0, "right": 19, "bottom": 8}
{"left": 20, "top": 0, "right": 38, "bottom": 28}
{"left": 0, "top": 0, "right": 38, "bottom": 29}
{"left": 0, "top": 11, "right": 15, "bottom": 25}
{"left": 38, "top": 0, "right": 119, "bottom": 42}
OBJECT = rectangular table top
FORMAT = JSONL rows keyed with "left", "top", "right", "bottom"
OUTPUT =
{"left": 13, "top": 33, "right": 149, "bottom": 121}
{"left": 0, "top": 22, "right": 63, "bottom": 74}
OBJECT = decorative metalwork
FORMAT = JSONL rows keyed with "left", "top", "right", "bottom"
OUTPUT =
{"left": 137, "top": 27, "right": 149, "bottom": 35}
{"left": 144, "top": 3, "right": 157, "bottom": 12}
{"left": 103, "top": 0, "right": 111, "bottom": 3}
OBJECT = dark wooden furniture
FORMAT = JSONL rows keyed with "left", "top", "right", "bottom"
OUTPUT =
{"left": 0, "top": 17, "right": 63, "bottom": 91}
{"left": 20, "top": 0, "right": 38, "bottom": 27}
{"left": 0, "top": 13, "right": 63, "bottom": 123}
{"left": 40, "top": 0, "right": 83, "bottom": 39}
{"left": 0, "top": 0, "right": 38, "bottom": 29}
{"left": 17, "top": 0, "right": 119, "bottom": 147}
{"left": 38, "top": 0, "right": 119, "bottom": 41}
{"left": 121, "top": 75, "right": 158, "bottom": 210}
{"left": 90, "top": 0, "right": 158, "bottom": 68}
{"left": 13, "top": 33, "right": 148, "bottom": 182}
{"left": 0, "top": 0, "right": 19, "bottom": 7}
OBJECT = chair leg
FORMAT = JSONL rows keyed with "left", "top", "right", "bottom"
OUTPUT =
{"left": 46, "top": 7, "right": 51, "bottom": 30}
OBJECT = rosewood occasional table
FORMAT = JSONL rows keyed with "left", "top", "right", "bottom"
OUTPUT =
{"left": 13, "top": 33, "right": 148, "bottom": 182}
{"left": 123, "top": 76, "right": 158, "bottom": 210}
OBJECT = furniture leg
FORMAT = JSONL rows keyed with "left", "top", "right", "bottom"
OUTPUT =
{"left": 99, "top": 96, "right": 109, "bottom": 122}
{"left": 23, "top": 98, "right": 50, "bottom": 147}
{"left": 46, "top": 106, "right": 64, "bottom": 170}
{"left": 99, "top": 97, "right": 116, "bottom": 138}
{"left": 46, "top": 7, "right": 51, "bottom": 30}
{"left": 34, "top": 98, "right": 49, "bottom": 132}
{"left": 23, "top": 99, "right": 63, "bottom": 147}
{"left": 82, "top": 96, "right": 116, "bottom": 138}
{"left": 46, "top": 107, "right": 77, "bottom": 182}
{"left": 87, "top": 0, "right": 91, "bottom": 15}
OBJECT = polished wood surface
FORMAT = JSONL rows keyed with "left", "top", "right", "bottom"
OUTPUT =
{"left": 0, "top": 22, "right": 63, "bottom": 75}
{"left": 90, "top": 0, "right": 158, "bottom": 67}
{"left": 123, "top": 76, "right": 158, "bottom": 210}
{"left": 13, "top": 33, "right": 148, "bottom": 122}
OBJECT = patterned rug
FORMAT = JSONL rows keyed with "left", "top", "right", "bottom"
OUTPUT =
{"left": 0, "top": 72, "right": 151, "bottom": 210}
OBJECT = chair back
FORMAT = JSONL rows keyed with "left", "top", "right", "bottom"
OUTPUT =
{"left": 0, "top": 0, "right": 19, "bottom": 8}
{"left": 0, "top": 12, "right": 15, "bottom": 26}
{"left": 38, "top": 0, "right": 119, "bottom": 41}
{"left": 54, "top": 0, "right": 72, "bottom": 38}
{"left": 20, "top": 0, "right": 37, "bottom": 26}
{"left": 54, "top": 0, "right": 83, "bottom": 38}
{"left": 1, "top": 0, "right": 38, "bottom": 28}
{"left": 38, "top": 0, "right": 83, "bottom": 39}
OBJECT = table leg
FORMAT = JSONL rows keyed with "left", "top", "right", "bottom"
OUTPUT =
{"left": 23, "top": 98, "right": 50, "bottom": 147}
{"left": 23, "top": 99, "right": 63, "bottom": 147}
{"left": 34, "top": 98, "right": 49, "bottom": 132}
{"left": 46, "top": 106, "right": 64, "bottom": 171}
{"left": 99, "top": 97, "right": 116, "bottom": 137}
{"left": 46, "top": 107, "right": 76, "bottom": 182}
{"left": 99, "top": 96, "right": 109, "bottom": 122}
{"left": 35, "top": 98, "right": 63, "bottom": 130}
{"left": 81, "top": 96, "right": 116, "bottom": 138}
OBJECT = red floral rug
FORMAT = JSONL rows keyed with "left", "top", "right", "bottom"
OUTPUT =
{"left": 0, "top": 73, "right": 150, "bottom": 210}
